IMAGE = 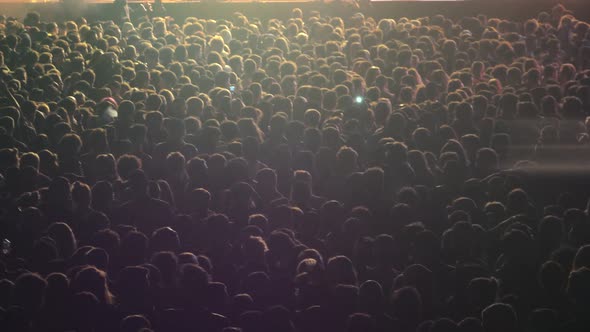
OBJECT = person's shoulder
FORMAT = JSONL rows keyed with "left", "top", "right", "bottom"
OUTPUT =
{"left": 153, "top": 141, "right": 168, "bottom": 149}
{"left": 86, "top": 208, "right": 104, "bottom": 219}
{"left": 183, "top": 141, "right": 197, "bottom": 148}
{"left": 12, "top": 139, "right": 29, "bottom": 152}
{"left": 146, "top": 195, "right": 167, "bottom": 204}
{"left": 310, "top": 195, "right": 327, "bottom": 208}
{"left": 36, "top": 172, "right": 51, "bottom": 184}
{"left": 148, "top": 197, "right": 172, "bottom": 209}
{"left": 80, "top": 151, "right": 96, "bottom": 161}
{"left": 128, "top": 150, "right": 150, "bottom": 162}
{"left": 181, "top": 142, "right": 198, "bottom": 154}
{"left": 117, "top": 198, "right": 135, "bottom": 210}
{"left": 152, "top": 141, "right": 171, "bottom": 157}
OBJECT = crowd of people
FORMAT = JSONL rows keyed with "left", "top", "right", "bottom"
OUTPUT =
{"left": 1, "top": 2, "right": 590, "bottom": 332}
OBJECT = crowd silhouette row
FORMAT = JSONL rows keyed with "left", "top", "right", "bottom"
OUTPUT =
{"left": 1, "top": 2, "right": 590, "bottom": 332}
